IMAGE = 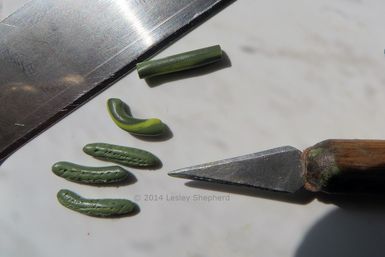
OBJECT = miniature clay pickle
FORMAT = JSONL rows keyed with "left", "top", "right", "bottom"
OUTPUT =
{"left": 83, "top": 143, "right": 161, "bottom": 169}
{"left": 52, "top": 161, "right": 132, "bottom": 185}
{"left": 57, "top": 189, "right": 138, "bottom": 217}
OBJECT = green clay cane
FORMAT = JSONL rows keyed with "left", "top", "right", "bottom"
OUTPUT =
{"left": 136, "top": 45, "right": 223, "bottom": 79}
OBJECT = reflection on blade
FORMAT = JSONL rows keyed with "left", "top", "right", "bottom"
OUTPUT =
{"left": 0, "top": 0, "right": 232, "bottom": 162}
{"left": 115, "top": 0, "right": 155, "bottom": 47}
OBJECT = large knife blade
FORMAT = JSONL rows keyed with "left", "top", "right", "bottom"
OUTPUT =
{"left": 0, "top": 0, "right": 232, "bottom": 162}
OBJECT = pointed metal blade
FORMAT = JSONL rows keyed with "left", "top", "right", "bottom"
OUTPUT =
{"left": 168, "top": 146, "right": 305, "bottom": 193}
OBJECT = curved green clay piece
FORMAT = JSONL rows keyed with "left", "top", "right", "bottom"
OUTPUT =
{"left": 57, "top": 189, "right": 138, "bottom": 217}
{"left": 136, "top": 45, "right": 223, "bottom": 79}
{"left": 107, "top": 98, "right": 166, "bottom": 136}
{"left": 83, "top": 142, "right": 161, "bottom": 169}
{"left": 52, "top": 161, "right": 131, "bottom": 185}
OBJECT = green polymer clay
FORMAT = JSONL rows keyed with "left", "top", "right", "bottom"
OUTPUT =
{"left": 107, "top": 98, "right": 166, "bottom": 136}
{"left": 52, "top": 161, "right": 131, "bottom": 185}
{"left": 136, "top": 45, "right": 223, "bottom": 78}
{"left": 83, "top": 143, "right": 161, "bottom": 168}
{"left": 57, "top": 189, "right": 137, "bottom": 217}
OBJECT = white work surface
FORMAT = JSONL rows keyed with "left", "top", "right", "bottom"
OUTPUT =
{"left": 2, "top": 1, "right": 385, "bottom": 257}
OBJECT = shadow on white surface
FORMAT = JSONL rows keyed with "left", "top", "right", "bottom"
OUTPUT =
{"left": 131, "top": 124, "right": 174, "bottom": 142}
{"left": 185, "top": 181, "right": 315, "bottom": 205}
{"left": 295, "top": 207, "right": 385, "bottom": 257}
{"left": 186, "top": 180, "right": 385, "bottom": 205}
{"left": 145, "top": 51, "right": 232, "bottom": 87}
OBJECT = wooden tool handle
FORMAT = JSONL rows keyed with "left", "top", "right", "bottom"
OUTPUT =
{"left": 303, "top": 139, "right": 385, "bottom": 193}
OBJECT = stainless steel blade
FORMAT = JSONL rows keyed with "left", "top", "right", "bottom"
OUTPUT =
{"left": 168, "top": 146, "right": 305, "bottom": 193}
{"left": 0, "top": 0, "right": 231, "bottom": 162}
